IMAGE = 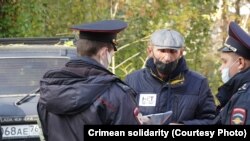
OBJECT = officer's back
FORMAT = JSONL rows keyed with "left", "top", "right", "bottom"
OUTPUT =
{"left": 37, "top": 20, "right": 140, "bottom": 141}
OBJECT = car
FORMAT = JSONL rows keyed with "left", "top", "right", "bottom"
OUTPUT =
{"left": 0, "top": 37, "right": 76, "bottom": 141}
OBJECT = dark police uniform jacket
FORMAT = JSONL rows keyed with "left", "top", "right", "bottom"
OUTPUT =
{"left": 214, "top": 68, "right": 250, "bottom": 125}
{"left": 125, "top": 57, "right": 216, "bottom": 125}
{"left": 37, "top": 56, "right": 139, "bottom": 141}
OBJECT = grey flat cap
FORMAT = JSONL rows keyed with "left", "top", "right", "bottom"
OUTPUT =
{"left": 150, "top": 29, "right": 184, "bottom": 50}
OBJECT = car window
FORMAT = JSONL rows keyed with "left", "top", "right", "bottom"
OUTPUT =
{"left": 0, "top": 57, "right": 69, "bottom": 95}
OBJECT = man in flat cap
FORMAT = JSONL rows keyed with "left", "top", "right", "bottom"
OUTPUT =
{"left": 214, "top": 21, "right": 250, "bottom": 125}
{"left": 125, "top": 29, "right": 216, "bottom": 125}
{"left": 37, "top": 20, "right": 140, "bottom": 141}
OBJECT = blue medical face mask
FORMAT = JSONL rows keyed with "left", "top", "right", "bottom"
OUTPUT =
{"left": 106, "top": 51, "right": 112, "bottom": 66}
{"left": 221, "top": 59, "right": 239, "bottom": 83}
{"left": 221, "top": 68, "right": 230, "bottom": 83}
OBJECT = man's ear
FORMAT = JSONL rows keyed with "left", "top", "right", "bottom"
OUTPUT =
{"left": 179, "top": 48, "right": 185, "bottom": 57}
{"left": 95, "top": 47, "right": 107, "bottom": 63}
{"left": 147, "top": 46, "right": 153, "bottom": 57}
{"left": 98, "top": 47, "right": 108, "bottom": 57}
{"left": 238, "top": 57, "right": 246, "bottom": 71}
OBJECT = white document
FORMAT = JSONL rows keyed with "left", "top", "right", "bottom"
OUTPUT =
{"left": 139, "top": 111, "right": 173, "bottom": 125}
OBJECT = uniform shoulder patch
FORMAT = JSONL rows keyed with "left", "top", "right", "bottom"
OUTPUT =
{"left": 230, "top": 108, "right": 247, "bottom": 125}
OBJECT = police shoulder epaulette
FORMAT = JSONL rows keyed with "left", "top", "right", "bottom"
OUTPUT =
{"left": 238, "top": 83, "right": 250, "bottom": 91}
{"left": 115, "top": 79, "right": 137, "bottom": 97}
{"left": 116, "top": 81, "right": 130, "bottom": 92}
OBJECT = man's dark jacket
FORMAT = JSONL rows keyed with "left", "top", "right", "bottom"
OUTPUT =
{"left": 37, "top": 57, "right": 139, "bottom": 141}
{"left": 125, "top": 57, "right": 216, "bottom": 125}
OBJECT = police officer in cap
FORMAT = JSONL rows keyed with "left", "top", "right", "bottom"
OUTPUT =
{"left": 37, "top": 20, "right": 140, "bottom": 141}
{"left": 214, "top": 21, "right": 250, "bottom": 125}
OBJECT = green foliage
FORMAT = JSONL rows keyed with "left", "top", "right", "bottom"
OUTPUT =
{"left": 0, "top": 0, "right": 19, "bottom": 37}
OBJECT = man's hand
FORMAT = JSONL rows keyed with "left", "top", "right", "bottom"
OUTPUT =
{"left": 137, "top": 113, "right": 152, "bottom": 125}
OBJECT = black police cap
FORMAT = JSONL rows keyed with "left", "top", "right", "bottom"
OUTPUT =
{"left": 71, "top": 20, "right": 127, "bottom": 51}
{"left": 219, "top": 21, "right": 250, "bottom": 59}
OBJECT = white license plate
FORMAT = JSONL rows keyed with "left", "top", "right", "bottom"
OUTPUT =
{"left": 1, "top": 124, "right": 40, "bottom": 139}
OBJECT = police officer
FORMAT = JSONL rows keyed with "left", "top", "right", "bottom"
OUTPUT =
{"left": 37, "top": 20, "right": 140, "bottom": 141}
{"left": 125, "top": 29, "right": 216, "bottom": 125}
{"left": 214, "top": 21, "right": 250, "bottom": 125}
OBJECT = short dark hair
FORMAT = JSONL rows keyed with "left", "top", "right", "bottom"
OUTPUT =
{"left": 76, "top": 39, "right": 113, "bottom": 57}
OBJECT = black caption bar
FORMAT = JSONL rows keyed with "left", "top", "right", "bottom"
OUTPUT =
{"left": 84, "top": 125, "right": 250, "bottom": 141}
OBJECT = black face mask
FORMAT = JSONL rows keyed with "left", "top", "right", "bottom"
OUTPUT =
{"left": 155, "top": 59, "right": 178, "bottom": 75}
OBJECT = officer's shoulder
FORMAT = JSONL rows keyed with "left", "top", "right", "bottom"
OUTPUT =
{"left": 113, "top": 80, "right": 137, "bottom": 97}
{"left": 238, "top": 82, "right": 250, "bottom": 92}
{"left": 111, "top": 76, "right": 132, "bottom": 92}
{"left": 116, "top": 81, "right": 130, "bottom": 91}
